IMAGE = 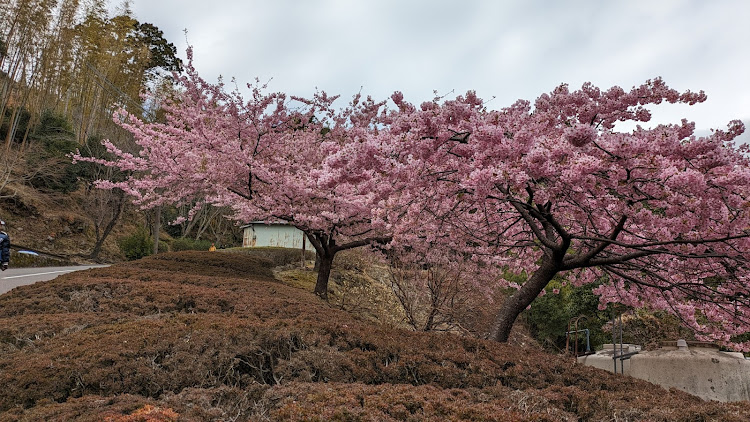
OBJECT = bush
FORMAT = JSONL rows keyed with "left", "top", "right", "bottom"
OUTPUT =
{"left": 119, "top": 228, "right": 153, "bottom": 261}
{"left": 0, "top": 106, "right": 31, "bottom": 144}
{"left": 525, "top": 280, "right": 610, "bottom": 353}
{"left": 104, "top": 405, "right": 179, "bottom": 422}
{"left": 170, "top": 237, "right": 212, "bottom": 252}
{"left": 26, "top": 110, "right": 80, "bottom": 193}
{"left": 614, "top": 309, "right": 695, "bottom": 350}
{"left": 1, "top": 251, "right": 749, "bottom": 421}
{"left": 224, "top": 247, "right": 315, "bottom": 267}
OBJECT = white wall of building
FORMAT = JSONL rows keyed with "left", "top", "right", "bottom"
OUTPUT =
{"left": 242, "top": 223, "right": 311, "bottom": 250}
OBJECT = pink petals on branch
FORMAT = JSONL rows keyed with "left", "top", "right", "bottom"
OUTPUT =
{"left": 562, "top": 123, "right": 597, "bottom": 147}
{"left": 73, "top": 62, "right": 750, "bottom": 349}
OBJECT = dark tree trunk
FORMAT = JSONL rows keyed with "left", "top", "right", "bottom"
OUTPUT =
{"left": 314, "top": 251, "right": 334, "bottom": 299}
{"left": 490, "top": 256, "right": 560, "bottom": 342}
{"left": 87, "top": 190, "right": 124, "bottom": 261}
{"left": 304, "top": 231, "right": 389, "bottom": 300}
{"left": 301, "top": 236, "right": 307, "bottom": 268}
{"left": 152, "top": 205, "right": 161, "bottom": 254}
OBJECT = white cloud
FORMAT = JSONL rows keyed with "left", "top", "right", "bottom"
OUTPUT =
{"left": 132, "top": 0, "right": 750, "bottom": 141}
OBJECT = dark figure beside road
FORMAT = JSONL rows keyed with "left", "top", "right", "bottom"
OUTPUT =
{"left": 0, "top": 220, "right": 9, "bottom": 271}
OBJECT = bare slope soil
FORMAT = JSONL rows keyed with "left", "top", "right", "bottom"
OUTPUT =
{"left": 0, "top": 251, "right": 748, "bottom": 421}
{"left": 0, "top": 187, "right": 127, "bottom": 264}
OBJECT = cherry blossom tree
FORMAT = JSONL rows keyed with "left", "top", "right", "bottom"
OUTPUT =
{"left": 372, "top": 80, "right": 750, "bottom": 348}
{"left": 75, "top": 49, "right": 750, "bottom": 349}
{"left": 74, "top": 49, "right": 391, "bottom": 298}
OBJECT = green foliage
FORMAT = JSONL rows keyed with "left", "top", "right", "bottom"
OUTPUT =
{"left": 74, "top": 135, "right": 125, "bottom": 183}
{"left": 161, "top": 206, "right": 183, "bottom": 238}
{"left": 133, "top": 22, "right": 183, "bottom": 74}
{"left": 0, "top": 107, "right": 31, "bottom": 144}
{"left": 170, "top": 237, "right": 212, "bottom": 252}
{"left": 617, "top": 309, "right": 695, "bottom": 350}
{"left": 525, "top": 279, "right": 610, "bottom": 353}
{"left": 26, "top": 110, "right": 79, "bottom": 193}
{"left": 32, "top": 110, "right": 76, "bottom": 150}
{"left": 118, "top": 228, "right": 153, "bottom": 260}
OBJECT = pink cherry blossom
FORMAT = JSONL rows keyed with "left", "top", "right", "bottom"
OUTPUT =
{"left": 75, "top": 55, "right": 750, "bottom": 350}
{"left": 371, "top": 79, "right": 750, "bottom": 349}
{"left": 74, "top": 49, "right": 392, "bottom": 299}
{"left": 563, "top": 123, "right": 597, "bottom": 147}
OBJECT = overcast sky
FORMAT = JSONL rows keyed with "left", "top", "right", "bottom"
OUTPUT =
{"left": 131, "top": 0, "right": 749, "bottom": 142}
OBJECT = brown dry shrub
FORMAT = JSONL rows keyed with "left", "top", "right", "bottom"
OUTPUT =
{"left": 536, "top": 383, "right": 750, "bottom": 422}
{"left": 103, "top": 404, "right": 179, "bottom": 422}
{"left": 160, "top": 385, "right": 268, "bottom": 421}
{"left": 0, "top": 314, "right": 318, "bottom": 409}
{"left": 121, "top": 250, "right": 277, "bottom": 280}
{"left": 0, "top": 388, "right": 268, "bottom": 422}
{"left": 1, "top": 251, "right": 750, "bottom": 421}
{"left": 222, "top": 247, "right": 315, "bottom": 269}
{"left": 0, "top": 394, "right": 154, "bottom": 422}
{"left": 264, "top": 382, "right": 553, "bottom": 421}
{"left": 0, "top": 313, "right": 113, "bottom": 353}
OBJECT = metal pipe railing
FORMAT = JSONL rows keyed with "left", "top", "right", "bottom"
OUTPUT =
{"left": 566, "top": 316, "right": 592, "bottom": 356}
{"left": 566, "top": 328, "right": 591, "bottom": 355}
{"left": 611, "top": 311, "right": 639, "bottom": 374}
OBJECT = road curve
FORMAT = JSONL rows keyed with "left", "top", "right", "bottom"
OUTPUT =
{"left": 0, "top": 265, "right": 109, "bottom": 295}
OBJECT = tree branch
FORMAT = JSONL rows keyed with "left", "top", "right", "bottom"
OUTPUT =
{"left": 334, "top": 236, "right": 392, "bottom": 253}
{"left": 565, "top": 215, "right": 627, "bottom": 267}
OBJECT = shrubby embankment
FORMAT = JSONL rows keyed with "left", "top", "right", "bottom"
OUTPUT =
{"left": 0, "top": 250, "right": 748, "bottom": 421}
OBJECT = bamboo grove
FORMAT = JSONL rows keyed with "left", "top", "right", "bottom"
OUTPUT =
{"left": 0, "top": 0, "right": 181, "bottom": 150}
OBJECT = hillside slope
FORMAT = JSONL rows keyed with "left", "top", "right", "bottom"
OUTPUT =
{"left": 0, "top": 251, "right": 749, "bottom": 421}
{"left": 0, "top": 186, "right": 131, "bottom": 263}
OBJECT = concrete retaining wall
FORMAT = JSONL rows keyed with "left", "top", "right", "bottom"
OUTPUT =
{"left": 578, "top": 341, "right": 750, "bottom": 402}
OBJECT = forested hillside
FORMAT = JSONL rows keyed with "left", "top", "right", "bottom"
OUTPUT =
{"left": 0, "top": 0, "right": 240, "bottom": 261}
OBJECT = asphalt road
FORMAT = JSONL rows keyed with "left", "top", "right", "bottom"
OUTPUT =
{"left": 0, "top": 265, "right": 108, "bottom": 295}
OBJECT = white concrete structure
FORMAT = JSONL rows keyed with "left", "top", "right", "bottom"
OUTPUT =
{"left": 579, "top": 340, "right": 750, "bottom": 402}
{"left": 577, "top": 343, "right": 641, "bottom": 374}
{"left": 241, "top": 222, "right": 311, "bottom": 250}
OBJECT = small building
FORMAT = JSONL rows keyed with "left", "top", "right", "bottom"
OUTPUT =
{"left": 241, "top": 222, "right": 311, "bottom": 250}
